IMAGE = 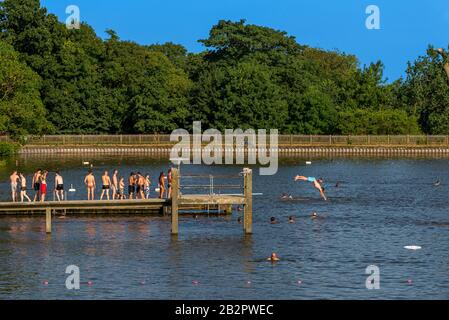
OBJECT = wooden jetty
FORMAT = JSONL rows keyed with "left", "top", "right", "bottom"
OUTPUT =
{"left": 0, "top": 168, "right": 253, "bottom": 235}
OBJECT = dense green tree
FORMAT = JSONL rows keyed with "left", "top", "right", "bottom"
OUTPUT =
{"left": 400, "top": 46, "right": 449, "bottom": 134}
{"left": 0, "top": 41, "right": 52, "bottom": 136}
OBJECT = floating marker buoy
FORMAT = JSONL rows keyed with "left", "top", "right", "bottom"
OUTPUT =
{"left": 297, "top": 280, "right": 302, "bottom": 285}
{"left": 306, "top": 161, "right": 312, "bottom": 165}
{"left": 82, "top": 161, "right": 90, "bottom": 165}
{"left": 404, "top": 245, "right": 422, "bottom": 250}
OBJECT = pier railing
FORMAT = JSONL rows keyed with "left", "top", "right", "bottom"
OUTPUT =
{"left": 2, "top": 134, "right": 449, "bottom": 147}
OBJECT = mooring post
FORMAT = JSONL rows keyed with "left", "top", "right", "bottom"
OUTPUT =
{"left": 243, "top": 168, "right": 253, "bottom": 234}
{"left": 171, "top": 168, "right": 179, "bottom": 235}
{"left": 45, "top": 208, "right": 52, "bottom": 234}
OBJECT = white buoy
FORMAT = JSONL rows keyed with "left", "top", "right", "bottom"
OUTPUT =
{"left": 68, "top": 184, "right": 76, "bottom": 192}
{"left": 82, "top": 161, "right": 90, "bottom": 165}
{"left": 306, "top": 161, "right": 312, "bottom": 165}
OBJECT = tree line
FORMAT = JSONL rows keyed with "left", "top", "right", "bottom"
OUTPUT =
{"left": 1, "top": 0, "right": 449, "bottom": 138}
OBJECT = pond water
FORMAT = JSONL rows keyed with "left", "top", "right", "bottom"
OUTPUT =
{"left": 0, "top": 156, "right": 448, "bottom": 299}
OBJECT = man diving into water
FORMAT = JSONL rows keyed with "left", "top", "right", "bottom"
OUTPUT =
{"left": 294, "top": 175, "right": 327, "bottom": 201}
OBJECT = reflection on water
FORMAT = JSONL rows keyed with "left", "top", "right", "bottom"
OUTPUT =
{"left": 0, "top": 156, "right": 449, "bottom": 299}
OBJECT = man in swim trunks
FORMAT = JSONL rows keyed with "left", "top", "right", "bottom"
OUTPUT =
{"left": 55, "top": 171, "right": 64, "bottom": 201}
{"left": 84, "top": 170, "right": 96, "bottom": 200}
{"left": 111, "top": 169, "right": 118, "bottom": 199}
{"left": 137, "top": 172, "right": 146, "bottom": 199}
{"left": 32, "top": 169, "right": 42, "bottom": 202}
{"left": 10, "top": 171, "right": 19, "bottom": 202}
{"left": 294, "top": 175, "right": 327, "bottom": 201}
{"left": 167, "top": 168, "right": 172, "bottom": 198}
{"left": 100, "top": 171, "right": 111, "bottom": 200}
{"left": 19, "top": 172, "right": 31, "bottom": 202}
{"left": 128, "top": 172, "right": 136, "bottom": 199}
{"left": 158, "top": 172, "right": 166, "bottom": 199}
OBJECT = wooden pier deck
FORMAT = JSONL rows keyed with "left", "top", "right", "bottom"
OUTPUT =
{"left": 0, "top": 168, "right": 253, "bottom": 235}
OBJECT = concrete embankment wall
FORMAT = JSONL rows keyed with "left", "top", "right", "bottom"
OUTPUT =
{"left": 18, "top": 146, "right": 449, "bottom": 158}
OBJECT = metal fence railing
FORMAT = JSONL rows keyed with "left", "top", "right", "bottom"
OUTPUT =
{"left": 1, "top": 134, "right": 449, "bottom": 146}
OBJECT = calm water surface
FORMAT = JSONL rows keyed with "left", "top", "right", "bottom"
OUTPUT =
{"left": 0, "top": 156, "right": 448, "bottom": 299}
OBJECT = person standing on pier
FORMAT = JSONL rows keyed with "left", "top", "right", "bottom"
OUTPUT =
{"left": 111, "top": 170, "right": 118, "bottom": 200}
{"left": 100, "top": 171, "right": 112, "bottom": 200}
{"left": 19, "top": 173, "right": 31, "bottom": 202}
{"left": 84, "top": 170, "right": 96, "bottom": 200}
{"left": 40, "top": 171, "right": 48, "bottom": 202}
{"left": 119, "top": 177, "right": 125, "bottom": 199}
{"left": 128, "top": 172, "right": 136, "bottom": 199}
{"left": 158, "top": 172, "right": 166, "bottom": 199}
{"left": 137, "top": 172, "right": 146, "bottom": 199}
{"left": 10, "top": 171, "right": 19, "bottom": 202}
{"left": 144, "top": 174, "right": 151, "bottom": 199}
{"left": 54, "top": 171, "right": 64, "bottom": 201}
{"left": 32, "top": 169, "right": 42, "bottom": 202}
{"left": 167, "top": 168, "right": 173, "bottom": 198}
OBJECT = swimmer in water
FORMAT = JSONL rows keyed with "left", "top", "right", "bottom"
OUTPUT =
{"left": 237, "top": 217, "right": 242, "bottom": 224}
{"left": 288, "top": 216, "right": 295, "bottom": 223}
{"left": 294, "top": 175, "right": 327, "bottom": 201}
{"left": 267, "top": 252, "right": 280, "bottom": 262}
{"left": 311, "top": 212, "right": 318, "bottom": 219}
{"left": 270, "top": 217, "right": 278, "bottom": 224}
{"left": 281, "top": 193, "right": 293, "bottom": 200}
{"left": 434, "top": 179, "right": 441, "bottom": 186}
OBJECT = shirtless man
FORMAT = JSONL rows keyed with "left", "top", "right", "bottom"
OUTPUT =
{"left": 137, "top": 172, "right": 146, "bottom": 199}
{"left": 158, "top": 172, "right": 166, "bottom": 199}
{"left": 167, "top": 168, "right": 173, "bottom": 198}
{"left": 128, "top": 172, "right": 136, "bottom": 200}
{"left": 111, "top": 170, "right": 118, "bottom": 199}
{"left": 55, "top": 171, "right": 64, "bottom": 201}
{"left": 100, "top": 171, "right": 111, "bottom": 200}
{"left": 19, "top": 172, "right": 31, "bottom": 202}
{"left": 32, "top": 169, "right": 42, "bottom": 202}
{"left": 84, "top": 170, "right": 96, "bottom": 200}
{"left": 294, "top": 175, "right": 327, "bottom": 201}
{"left": 10, "top": 171, "right": 19, "bottom": 202}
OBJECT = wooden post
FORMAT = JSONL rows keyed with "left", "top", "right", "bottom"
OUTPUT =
{"left": 243, "top": 168, "right": 253, "bottom": 234}
{"left": 171, "top": 168, "right": 179, "bottom": 235}
{"left": 46, "top": 208, "right": 52, "bottom": 234}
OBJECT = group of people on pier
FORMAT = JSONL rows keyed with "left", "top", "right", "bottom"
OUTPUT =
{"left": 8, "top": 168, "right": 173, "bottom": 202}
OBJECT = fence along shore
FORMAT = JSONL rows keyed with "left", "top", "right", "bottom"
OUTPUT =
{"left": 2, "top": 134, "right": 449, "bottom": 156}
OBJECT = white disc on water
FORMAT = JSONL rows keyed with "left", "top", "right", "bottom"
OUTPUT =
{"left": 404, "top": 246, "right": 422, "bottom": 250}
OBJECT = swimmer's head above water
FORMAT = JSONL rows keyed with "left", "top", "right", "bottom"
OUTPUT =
{"left": 270, "top": 217, "right": 277, "bottom": 224}
{"left": 311, "top": 212, "right": 318, "bottom": 219}
{"left": 268, "top": 252, "right": 280, "bottom": 262}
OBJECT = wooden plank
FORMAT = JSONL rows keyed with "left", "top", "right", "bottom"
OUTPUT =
{"left": 171, "top": 168, "right": 179, "bottom": 234}
{"left": 46, "top": 208, "right": 51, "bottom": 233}
{"left": 243, "top": 168, "right": 253, "bottom": 234}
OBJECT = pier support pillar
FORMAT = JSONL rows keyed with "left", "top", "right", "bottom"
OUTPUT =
{"left": 171, "top": 168, "right": 179, "bottom": 235}
{"left": 243, "top": 168, "right": 253, "bottom": 234}
{"left": 225, "top": 204, "right": 233, "bottom": 215}
{"left": 46, "top": 208, "right": 52, "bottom": 234}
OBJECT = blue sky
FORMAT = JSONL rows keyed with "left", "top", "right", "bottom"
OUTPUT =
{"left": 41, "top": 0, "right": 449, "bottom": 81}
